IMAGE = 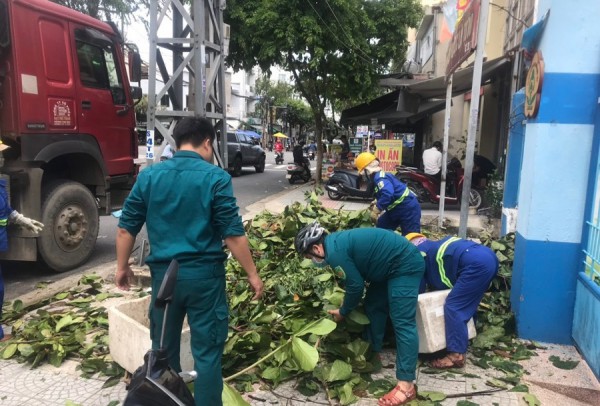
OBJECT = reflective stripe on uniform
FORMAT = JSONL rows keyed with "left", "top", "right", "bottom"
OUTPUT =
{"left": 0, "top": 218, "right": 7, "bottom": 226}
{"left": 387, "top": 187, "right": 410, "bottom": 211}
{"left": 436, "top": 237, "right": 461, "bottom": 288}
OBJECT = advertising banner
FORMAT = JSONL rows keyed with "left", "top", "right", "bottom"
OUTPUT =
{"left": 373, "top": 140, "right": 403, "bottom": 172}
{"left": 349, "top": 137, "right": 363, "bottom": 156}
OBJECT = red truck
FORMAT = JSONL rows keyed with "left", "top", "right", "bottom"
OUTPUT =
{"left": 0, "top": 0, "right": 141, "bottom": 271}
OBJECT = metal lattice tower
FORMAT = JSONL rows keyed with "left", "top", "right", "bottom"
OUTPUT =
{"left": 146, "top": 0, "right": 228, "bottom": 167}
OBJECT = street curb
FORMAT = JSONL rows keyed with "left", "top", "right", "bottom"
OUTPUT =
{"left": 242, "top": 182, "right": 314, "bottom": 220}
{"left": 11, "top": 262, "right": 118, "bottom": 308}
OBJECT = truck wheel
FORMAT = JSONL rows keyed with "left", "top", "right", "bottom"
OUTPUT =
{"left": 38, "top": 180, "right": 99, "bottom": 272}
{"left": 232, "top": 156, "right": 243, "bottom": 177}
{"left": 255, "top": 155, "right": 265, "bottom": 173}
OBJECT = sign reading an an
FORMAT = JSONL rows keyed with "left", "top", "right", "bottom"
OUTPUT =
{"left": 446, "top": 0, "right": 480, "bottom": 77}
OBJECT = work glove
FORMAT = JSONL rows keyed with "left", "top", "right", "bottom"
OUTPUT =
{"left": 370, "top": 206, "right": 381, "bottom": 223}
{"left": 368, "top": 199, "right": 377, "bottom": 210}
{"left": 10, "top": 210, "right": 44, "bottom": 234}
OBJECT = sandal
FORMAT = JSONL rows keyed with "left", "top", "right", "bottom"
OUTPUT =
{"left": 0, "top": 334, "right": 12, "bottom": 342}
{"left": 430, "top": 353, "right": 465, "bottom": 369}
{"left": 378, "top": 383, "right": 417, "bottom": 406}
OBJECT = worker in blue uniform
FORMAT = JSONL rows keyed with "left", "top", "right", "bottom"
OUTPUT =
{"left": 295, "top": 223, "right": 424, "bottom": 406}
{"left": 355, "top": 152, "right": 421, "bottom": 235}
{"left": 0, "top": 143, "right": 45, "bottom": 342}
{"left": 116, "top": 117, "right": 264, "bottom": 405}
{"left": 406, "top": 233, "right": 499, "bottom": 369}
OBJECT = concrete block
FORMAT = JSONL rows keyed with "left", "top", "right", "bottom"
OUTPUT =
{"left": 416, "top": 289, "right": 476, "bottom": 353}
{"left": 108, "top": 296, "right": 193, "bottom": 373}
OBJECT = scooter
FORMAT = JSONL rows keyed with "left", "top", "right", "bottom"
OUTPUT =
{"left": 275, "top": 151, "right": 284, "bottom": 165}
{"left": 124, "top": 259, "right": 196, "bottom": 406}
{"left": 395, "top": 158, "right": 483, "bottom": 209}
{"left": 324, "top": 168, "right": 374, "bottom": 201}
{"left": 286, "top": 161, "right": 311, "bottom": 184}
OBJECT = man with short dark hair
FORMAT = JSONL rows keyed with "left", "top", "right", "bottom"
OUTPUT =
{"left": 422, "top": 141, "right": 442, "bottom": 181}
{"left": 115, "top": 117, "right": 263, "bottom": 405}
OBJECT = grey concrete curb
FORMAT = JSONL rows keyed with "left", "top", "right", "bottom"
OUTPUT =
{"left": 12, "top": 262, "right": 118, "bottom": 308}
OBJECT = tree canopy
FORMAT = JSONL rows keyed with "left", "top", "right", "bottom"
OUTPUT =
{"left": 50, "top": 0, "right": 148, "bottom": 23}
{"left": 225, "top": 0, "right": 422, "bottom": 180}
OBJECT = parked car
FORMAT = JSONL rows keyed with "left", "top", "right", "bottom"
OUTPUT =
{"left": 227, "top": 131, "right": 266, "bottom": 176}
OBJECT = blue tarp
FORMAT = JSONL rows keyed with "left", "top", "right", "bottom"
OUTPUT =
{"left": 236, "top": 129, "right": 261, "bottom": 139}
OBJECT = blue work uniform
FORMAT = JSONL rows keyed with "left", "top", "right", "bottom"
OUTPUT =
{"left": 323, "top": 228, "right": 425, "bottom": 381}
{"left": 0, "top": 179, "right": 12, "bottom": 341}
{"left": 373, "top": 171, "right": 421, "bottom": 235}
{"left": 416, "top": 237, "right": 499, "bottom": 354}
{"left": 119, "top": 150, "right": 245, "bottom": 405}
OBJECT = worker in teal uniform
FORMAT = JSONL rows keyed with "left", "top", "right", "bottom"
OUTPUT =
{"left": 406, "top": 233, "right": 498, "bottom": 369}
{"left": 295, "top": 223, "right": 424, "bottom": 406}
{"left": 355, "top": 152, "right": 421, "bottom": 235}
{"left": 116, "top": 117, "right": 264, "bottom": 405}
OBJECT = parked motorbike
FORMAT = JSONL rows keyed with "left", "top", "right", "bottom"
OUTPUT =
{"left": 124, "top": 259, "right": 196, "bottom": 406}
{"left": 395, "top": 158, "right": 483, "bottom": 209}
{"left": 308, "top": 150, "right": 315, "bottom": 160}
{"left": 275, "top": 151, "right": 284, "bottom": 165}
{"left": 287, "top": 161, "right": 311, "bottom": 184}
{"left": 325, "top": 168, "right": 374, "bottom": 201}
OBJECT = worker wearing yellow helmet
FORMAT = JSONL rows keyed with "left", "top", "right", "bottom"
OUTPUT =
{"left": 355, "top": 152, "right": 421, "bottom": 235}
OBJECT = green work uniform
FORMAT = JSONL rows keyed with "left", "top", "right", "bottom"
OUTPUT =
{"left": 119, "top": 150, "right": 245, "bottom": 405}
{"left": 323, "top": 228, "right": 425, "bottom": 381}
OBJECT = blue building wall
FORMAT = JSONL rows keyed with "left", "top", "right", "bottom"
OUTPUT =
{"left": 510, "top": 0, "right": 600, "bottom": 344}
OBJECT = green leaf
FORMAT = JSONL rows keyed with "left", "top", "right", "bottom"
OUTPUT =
{"left": 338, "top": 382, "right": 358, "bottom": 405}
{"left": 107, "top": 401, "right": 120, "bottom": 406}
{"left": 102, "top": 375, "right": 121, "bottom": 388}
{"left": 457, "top": 401, "right": 479, "bottom": 406}
{"left": 295, "top": 318, "right": 337, "bottom": 337}
{"left": 367, "top": 379, "right": 395, "bottom": 397}
{"left": 12, "top": 299, "right": 23, "bottom": 312}
{"left": 549, "top": 355, "right": 580, "bottom": 370}
{"left": 54, "top": 292, "right": 69, "bottom": 300}
{"left": 326, "top": 360, "right": 352, "bottom": 382}
{"left": 472, "top": 325, "right": 505, "bottom": 349}
{"left": 55, "top": 315, "right": 74, "bottom": 332}
{"left": 297, "top": 378, "right": 320, "bottom": 397}
{"left": 419, "top": 391, "right": 447, "bottom": 401}
{"left": 222, "top": 383, "right": 250, "bottom": 406}
{"left": 486, "top": 378, "right": 509, "bottom": 389}
{"left": 522, "top": 393, "right": 541, "bottom": 406}
{"left": 17, "top": 344, "right": 34, "bottom": 357}
{"left": 261, "top": 366, "right": 280, "bottom": 381}
{"left": 316, "top": 273, "right": 332, "bottom": 282}
{"left": 291, "top": 337, "right": 318, "bottom": 371}
{"left": 510, "top": 384, "right": 529, "bottom": 392}
{"left": 2, "top": 343, "right": 17, "bottom": 359}
{"left": 346, "top": 309, "right": 370, "bottom": 325}
{"left": 491, "top": 241, "right": 506, "bottom": 251}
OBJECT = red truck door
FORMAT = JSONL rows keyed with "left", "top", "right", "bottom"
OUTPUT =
{"left": 71, "top": 25, "right": 135, "bottom": 176}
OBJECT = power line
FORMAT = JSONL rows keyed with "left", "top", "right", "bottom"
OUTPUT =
{"left": 322, "top": 0, "right": 373, "bottom": 62}
{"left": 305, "top": 0, "right": 375, "bottom": 67}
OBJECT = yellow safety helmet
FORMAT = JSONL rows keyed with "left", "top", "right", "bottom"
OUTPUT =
{"left": 355, "top": 152, "right": 377, "bottom": 173}
{"left": 405, "top": 232, "right": 426, "bottom": 241}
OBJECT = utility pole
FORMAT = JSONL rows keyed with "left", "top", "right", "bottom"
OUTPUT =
{"left": 146, "top": 0, "right": 228, "bottom": 168}
{"left": 458, "top": 0, "right": 490, "bottom": 238}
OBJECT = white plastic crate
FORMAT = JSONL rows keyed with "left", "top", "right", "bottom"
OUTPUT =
{"left": 416, "top": 289, "right": 477, "bottom": 353}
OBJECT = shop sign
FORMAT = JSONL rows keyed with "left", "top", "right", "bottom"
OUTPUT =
{"left": 349, "top": 137, "right": 362, "bottom": 156}
{"left": 524, "top": 51, "right": 544, "bottom": 118}
{"left": 374, "top": 140, "right": 403, "bottom": 171}
{"left": 446, "top": 0, "right": 480, "bottom": 77}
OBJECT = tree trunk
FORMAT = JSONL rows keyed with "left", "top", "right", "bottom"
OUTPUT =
{"left": 315, "top": 113, "right": 324, "bottom": 186}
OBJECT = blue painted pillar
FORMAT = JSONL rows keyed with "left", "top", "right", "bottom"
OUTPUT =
{"left": 510, "top": 0, "right": 600, "bottom": 344}
{"left": 501, "top": 89, "right": 525, "bottom": 236}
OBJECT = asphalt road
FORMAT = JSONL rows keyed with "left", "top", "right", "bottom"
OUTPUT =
{"left": 3, "top": 147, "right": 314, "bottom": 301}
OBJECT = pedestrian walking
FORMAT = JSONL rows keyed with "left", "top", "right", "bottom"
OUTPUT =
{"left": 115, "top": 117, "right": 263, "bottom": 405}
{"left": 295, "top": 223, "right": 425, "bottom": 406}
{"left": 355, "top": 152, "right": 421, "bottom": 235}
{"left": 406, "top": 233, "right": 499, "bottom": 368}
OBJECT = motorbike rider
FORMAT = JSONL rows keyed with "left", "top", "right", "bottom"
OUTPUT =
{"left": 422, "top": 141, "right": 442, "bottom": 182}
{"left": 355, "top": 152, "right": 421, "bottom": 235}
{"left": 405, "top": 232, "right": 499, "bottom": 369}
{"left": 293, "top": 141, "right": 311, "bottom": 178}
{"left": 274, "top": 139, "right": 284, "bottom": 162}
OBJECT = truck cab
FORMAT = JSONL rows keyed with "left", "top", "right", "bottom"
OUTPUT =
{"left": 0, "top": 0, "right": 141, "bottom": 271}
